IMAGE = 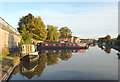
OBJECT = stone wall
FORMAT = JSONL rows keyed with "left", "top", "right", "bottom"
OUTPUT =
{"left": 0, "top": 23, "right": 20, "bottom": 53}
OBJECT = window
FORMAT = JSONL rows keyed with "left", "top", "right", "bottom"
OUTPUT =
{"left": 23, "top": 46, "right": 25, "bottom": 52}
{"left": 46, "top": 44, "right": 48, "bottom": 46}
{"left": 53, "top": 44, "right": 55, "bottom": 46}
{"left": 30, "top": 46, "right": 32, "bottom": 51}
{"left": 73, "top": 44, "right": 75, "bottom": 46}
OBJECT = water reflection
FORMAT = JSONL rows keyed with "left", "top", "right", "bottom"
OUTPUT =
{"left": 8, "top": 44, "right": 119, "bottom": 80}
{"left": 98, "top": 44, "right": 111, "bottom": 54}
{"left": 9, "top": 49, "right": 88, "bottom": 80}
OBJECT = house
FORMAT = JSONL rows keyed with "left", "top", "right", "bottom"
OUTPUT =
{"left": 80, "top": 39, "right": 95, "bottom": 43}
{"left": 59, "top": 36, "right": 80, "bottom": 42}
{"left": 59, "top": 36, "right": 74, "bottom": 42}
{"left": 73, "top": 36, "right": 80, "bottom": 42}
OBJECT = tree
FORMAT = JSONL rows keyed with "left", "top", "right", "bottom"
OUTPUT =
{"left": 47, "top": 25, "right": 60, "bottom": 41}
{"left": 117, "top": 34, "right": 120, "bottom": 46}
{"left": 20, "top": 25, "right": 32, "bottom": 44}
{"left": 105, "top": 35, "right": 111, "bottom": 41}
{"left": 59, "top": 27, "right": 72, "bottom": 37}
{"left": 17, "top": 13, "right": 47, "bottom": 42}
{"left": 117, "top": 34, "right": 120, "bottom": 41}
{"left": 32, "top": 17, "right": 47, "bottom": 41}
{"left": 18, "top": 13, "right": 34, "bottom": 33}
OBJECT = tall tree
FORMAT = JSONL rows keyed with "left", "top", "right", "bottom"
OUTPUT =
{"left": 18, "top": 13, "right": 34, "bottom": 33}
{"left": 117, "top": 34, "right": 120, "bottom": 41}
{"left": 47, "top": 25, "right": 60, "bottom": 41}
{"left": 32, "top": 16, "right": 47, "bottom": 41}
{"left": 20, "top": 25, "right": 32, "bottom": 44}
{"left": 59, "top": 27, "right": 72, "bottom": 37}
{"left": 17, "top": 13, "right": 47, "bottom": 42}
{"left": 117, "top": 34, "right": 120, "bottom": 46}
{"left": 105, "top": 35, "right": 111, "bottom": 41}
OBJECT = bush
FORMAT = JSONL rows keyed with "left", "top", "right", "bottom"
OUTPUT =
{"left": 2, "top": 48, "right": 10, "bottom": 58}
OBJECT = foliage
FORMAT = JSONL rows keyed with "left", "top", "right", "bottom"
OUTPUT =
{"left": 60, "top": 53, "right": 72, "bottom": 61}
{"left": 47, "top": 25, "right": 60, "bottom": 41}
{"left": 59, "top": 27, "right": 72, "bottom": 37}
{"left": 17, "top": 13, "right": 47, "bottom": 42}
{"left": 117, "top": 34, "right": 120, "bottom": 41}
{"left": 105, "top": 35, "right": 111, "bottom": 41}
{"left": 2, "top": 47, "right": 10, "bottom": 58}
{"left": 32, "top": 17, "right": 47, "bottom": 41}
{"left": 20, "top": 25, "right": 33, "bottom": 44}
{"left": 98, "top": 38, "right": 106, "bottom": 43}
{"left": 47, "top": 54, "right": 60, "bottom": 66}
{"left": 98, "top": 35, "right": 111, "bottom": 43}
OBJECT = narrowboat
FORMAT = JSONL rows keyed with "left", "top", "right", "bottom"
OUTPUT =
{"left": 22, "top": 44, "right": 38, "bottom": 56}
{"left": 37, "top": 42, "right": 88, "bottom": 50}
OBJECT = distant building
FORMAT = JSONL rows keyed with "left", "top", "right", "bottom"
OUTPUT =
{"left": 59, "top": 36, "right": 74, "bottom": 42}
{"left": 59, "top": 36, "right": 80, "bottom": 42}
{"left": 80, "top": 39, "right": 95, "bottom": 43}
{"left": 73, "top": 36, "right": 80, "bottom": 42}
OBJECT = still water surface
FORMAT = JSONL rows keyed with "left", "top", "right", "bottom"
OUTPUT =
{"left": 9, "top": 45, "right": 118, "bottom": 80}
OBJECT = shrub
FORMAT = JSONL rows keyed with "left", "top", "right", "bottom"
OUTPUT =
{"left": 2, "top": 48, "right": 10, "bottom": 58}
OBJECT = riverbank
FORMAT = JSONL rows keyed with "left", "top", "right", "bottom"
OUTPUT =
{"left": 1, "top": 48, "right": 21, "bottom": 82}
{"left": 1, "top": 64, "right": 15, "bottom": 81}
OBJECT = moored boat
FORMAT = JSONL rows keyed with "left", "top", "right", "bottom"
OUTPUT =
{"left": 37, "top": 42, "right": 88, "bottom": 50}
{"left": 22, "top": 44, "right": 38, "bottom": 56}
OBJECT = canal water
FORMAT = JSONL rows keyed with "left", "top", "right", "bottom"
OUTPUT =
{"left": 8, "top": 45, "right": 118, "bottom": 80}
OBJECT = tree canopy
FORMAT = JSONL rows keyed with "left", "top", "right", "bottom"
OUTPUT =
{"left": 105, "top": 35, "right": 111, "bottom": 41}
{"left": 17, "top": 13, "right": 47, "bottom": 43}
{"left": 117, "top": 34, "right": 120, "bottom": 41}
{"left": 47, "top": 25, "right": 60, "bottom": 41}
{"left": 59, "top": 27, "right": 72, "bottom": 37}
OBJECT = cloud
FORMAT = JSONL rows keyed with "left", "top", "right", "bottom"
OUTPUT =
{"left": 1, "top": 2, "right": 118, "bottom": 39}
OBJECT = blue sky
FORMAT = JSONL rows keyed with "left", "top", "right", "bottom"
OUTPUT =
{"left": 0, "top": 2, "right": 118, "bottom": 39}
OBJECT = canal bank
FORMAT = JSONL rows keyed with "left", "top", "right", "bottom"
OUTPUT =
{"left": 1, "top": 48, "right": 21, "bottom": 82}
{"left": 1, "top": 64, "right": 15, "bottom": 81}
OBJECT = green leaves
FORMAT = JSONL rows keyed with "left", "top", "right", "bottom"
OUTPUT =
{"left": 47, "top": 25, "right": 60, "bottom": 41}
{"left": 17, "top": 13, "right": 73, "bottom": 43}
{"left": 59, "top": 27, "right": 72, "bottom": 37}
{"left": 17, "top": 13, "right": 47, "bottom": 43}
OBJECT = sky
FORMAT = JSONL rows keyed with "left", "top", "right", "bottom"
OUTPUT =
{"left": 0, "top": 2, "right": 118, "bottom": 39}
